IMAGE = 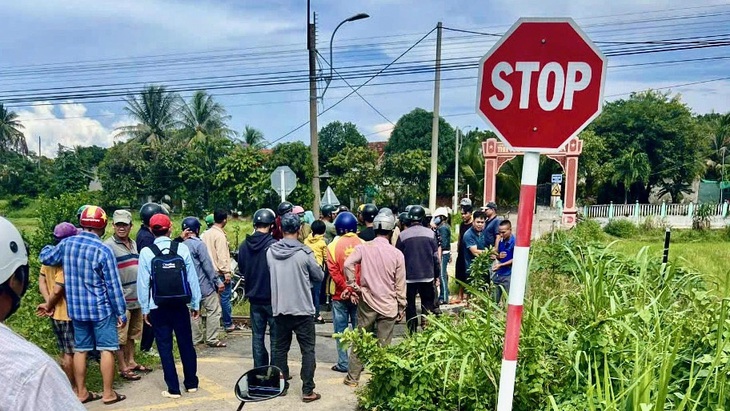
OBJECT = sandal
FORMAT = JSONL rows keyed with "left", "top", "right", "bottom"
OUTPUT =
{"left": 207, "top": 341, "right": 227, "bottom": 348}
{"left": 132, "top": 364, "right": 153, "bottom": 373}
{"left": 103, "top": 392, "right": 127, "bottom": 405}
{"left": 119, "top": 369, "right": 141, "bottom": 381}
{"left": 302, "top": 392, "right": 321, "bottom": 403}
{"left": 331, "top": 365, "right": 348, "bottom": 373}
{"left": 81, "top": 392, "right": 102, "bottom": 404}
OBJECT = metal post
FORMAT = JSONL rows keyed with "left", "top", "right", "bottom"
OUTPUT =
{"left": 308, "top": 7, "right": 321, "bottom": 218}
{"left": 497, "top": 151, "right": 539, "bottom": 411}
{"left": 608, "top": 201, "right": 614, "bottom": 219}
{"left": 280, "top": 169, "right": 286, "bottom": 202}
{"left": 662, "top": 227, "right": 671, "bottom": 264}
{"left": 453, "top": 128, "right": 460, "bottom": 213}
{"left": 428, "top": 22, "right": 443, "bottom": 211}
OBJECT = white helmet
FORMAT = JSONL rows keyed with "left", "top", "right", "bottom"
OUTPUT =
{"left": 433, "top": 207, "right": 449, "bottom": 219}
{"left": 0, "top": 217, "right": 28, "bottom": 284}
{"left": 377, "top": 207, "right": 394, "bottom": 217}
{"left": 372, "top": 213, "right": 396, "bottom": 231}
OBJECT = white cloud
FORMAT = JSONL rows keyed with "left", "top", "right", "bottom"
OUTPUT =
{"left": 16, "top": 102, "right": 122, "bottom": 157}
{"left": 370, "top": 122, "right": 395, "bottom": 141}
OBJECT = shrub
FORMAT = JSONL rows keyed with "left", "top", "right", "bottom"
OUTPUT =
{"left": 603, "top": 218, "right": 638, "bottom": 238}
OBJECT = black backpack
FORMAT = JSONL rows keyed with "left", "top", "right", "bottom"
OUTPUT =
{"left": 149, "top": 242, "right": 192, "bottom": 306}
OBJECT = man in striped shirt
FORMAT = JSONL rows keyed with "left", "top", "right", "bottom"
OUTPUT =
{"left": 40, "top": 205, "right": 127, "bottom": 405}
{"left": 105, "top": 210, "right": 151, "bottom": 381}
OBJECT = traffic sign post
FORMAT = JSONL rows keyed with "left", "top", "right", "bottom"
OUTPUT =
{"left": 270, "top": 166, "right": 297, "bottom": 202}
{"left": 475, "top": 18, "right": 606, "bottom": 411}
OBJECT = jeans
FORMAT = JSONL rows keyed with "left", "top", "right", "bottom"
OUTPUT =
{"left": 272, "top": 315, "right": 316, "bottom": 395}
{"left": 492, "top": 274, "right": 512, "bottom": 304}
{"left": 220, "top": 279, "right": 232, "bottom": 328}
{"left": 406, "top": 281, "right": 436, "bottom": 334}
{"left": 250, "top": 303, "right": 277, "bottom": 368}
{"left": 150, "top": 304, "right": 198, "bottom": 395}
{"left": 72, "top": 315, "right": 119, "bottom": 352}
{"left": 332, "top": 300, "right": 357, "bottom": 370}
{"left": 311, "top": 280, "right": 322, "bottom": 318}
{"left": 439, "top": 253, "right": 450, "bottom": 303}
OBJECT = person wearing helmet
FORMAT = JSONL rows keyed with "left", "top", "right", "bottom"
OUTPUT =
{"left": 76, "top": 204, "right": 90, "bottom": 223}
{"left": 271, "top": 201, "right": 293, "bottom": 241}
{"left": 396, "top": 205, "right": 440, "bottom": 333}
{"left": 320, "top": 204, "right": 338, "bottom": 244}
{"left": 103, "top": 210, "right": 151, "bottom": 381}
{"left": 454, "top": 198, "right": 474, "bottom": 304}
{"left": 204, "top": 214, "right": 215, "bottom": 230}
{"left": 181, "top": 217, "right": 226, "bottom": 349}
{"left": 431, "top": 207, "right": 452, "bottom": 305}
{"left": 327, "top": 212, "right": 363, "bottom": 373}
{"left": 201, "top": 209, "right": 235, "bottom": 332}
{"left": 303, "top": 220, "right": 327, "bottom": 324}
{"left": 237, "top": 208, "right": 278, "bottom": 367}
{"left": 40, "top": 206, "right": 128, "bottom": 405}
{"left": 293, "top": 206, "right": 312, "bottom": 242}
{"left": 137, "top": 203, "right": 167, "bottom": 354}
{"left": 1, "top": 217, "right": 85, "bottom": 410}
{"left": 378, "top": 207, "right": 401, "bottom": 246}
{"left": 341, "top": 212, "right": 406, "bottom": 387}
{"left": 357, "top": 204, "right": 379, "bottom": 242}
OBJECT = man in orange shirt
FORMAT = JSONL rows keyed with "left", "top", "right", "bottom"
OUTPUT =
{"left": 326, "top": 212, "right": 362, "bottom": 373}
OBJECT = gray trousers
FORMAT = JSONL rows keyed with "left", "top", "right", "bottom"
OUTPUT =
{"left": 191, "top": 292, "right": 222, "bottom": 344}
{"left": 347, "top": 301, "right": 396, "bottom": 381}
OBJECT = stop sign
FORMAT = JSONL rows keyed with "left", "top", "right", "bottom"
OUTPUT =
{"left": 476, "top": 18, "right": 606, "bottom": 152}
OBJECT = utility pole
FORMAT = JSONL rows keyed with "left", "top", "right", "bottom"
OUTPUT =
{"left": 428, "top": 22, "right": 443, "bottom": 211}
{"left": 453, "top": 128, "right": 460, "bottom": 213}
{"left": 308, "top": 0, "right": 321, "bottom": 218}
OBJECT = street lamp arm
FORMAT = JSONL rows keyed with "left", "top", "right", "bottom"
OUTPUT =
{"left": 322, "top": 13, "right": 370, "bottom": 98}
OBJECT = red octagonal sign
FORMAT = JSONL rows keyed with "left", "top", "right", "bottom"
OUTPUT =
{"left": 476, "top": 18, "right": 606, "bottom": 152}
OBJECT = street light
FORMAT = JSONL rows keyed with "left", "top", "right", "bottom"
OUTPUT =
{"left": 453, "top": 126, "right": 473, "bottom": 213}
{"left": 322, "top": 13, "right": 370, "bottom": 97}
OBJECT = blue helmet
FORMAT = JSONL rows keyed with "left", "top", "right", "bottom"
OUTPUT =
{"left": 181, "top": 216, "right": 201, "bottom": 235}
{"left": 334, "top": 212, "right": 358, "bottom": 235}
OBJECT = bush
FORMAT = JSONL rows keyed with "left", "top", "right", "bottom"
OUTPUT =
{"left": 603, "top": 218, "right": 638, "bottom": 238}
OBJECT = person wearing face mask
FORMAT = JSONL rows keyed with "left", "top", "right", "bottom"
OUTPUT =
{"left": 0, "top": 217, "right": 86, "bottom": 410}
{"left": 431, "top": 208, "right": 452, "bottom": 305}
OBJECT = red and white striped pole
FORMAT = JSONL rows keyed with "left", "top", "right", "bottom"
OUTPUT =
{"left": 496, "top": 151, "right": 539, "bottom": 411}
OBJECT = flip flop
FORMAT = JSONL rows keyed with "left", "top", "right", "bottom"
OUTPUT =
{"left": 103, "top": 392, "right": 126, "bottom": 405}
{"left": 207, "top": 341, "right": 227, "bottom": 348}
{"left": 302, "top": 392, "right": 321, "bottom": 403}
{"left": 119, "top": 369, "right": 141, "bottom": 381}
{"left": 331, "top": 365, "right": 348, "bottom": 373}
{"left": 81, "top": 392, "right": 102, "bottom": 404}
{"left": 132, "top": 364, "right": 153, "bottom": 373}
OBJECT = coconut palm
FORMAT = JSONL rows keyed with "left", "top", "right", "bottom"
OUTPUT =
{"left": 180, "top": 91, "right": 234, "bottom": 144}
{"left": 610, "top": 147, "right": 651, "bottom": 204}
{"left": 241, "top": 125, "right": 266, "bottom": 149}
{"left": 115, "top": 85, "right": 180, "bottom": 146}
{"left": 705, "top": 113, "right": 730, "bottom": 180}
{"left": 0, "top": 104, "right": 28, "bottom": 155}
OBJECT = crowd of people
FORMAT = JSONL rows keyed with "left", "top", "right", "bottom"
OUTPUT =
{"left": 0, "top": 197, "right": 515, "bottom": 407}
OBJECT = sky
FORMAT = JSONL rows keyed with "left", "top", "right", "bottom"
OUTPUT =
{"left": 1, "top": 0, "right": 728, "bottom": 157}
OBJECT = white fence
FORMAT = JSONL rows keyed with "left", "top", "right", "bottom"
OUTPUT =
{"left": 583, "top": 202, "right": 729, "bottom": 228}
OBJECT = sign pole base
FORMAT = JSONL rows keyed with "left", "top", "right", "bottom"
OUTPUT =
{"left": 496, "top": 151, "right": 539, "bottom": 411}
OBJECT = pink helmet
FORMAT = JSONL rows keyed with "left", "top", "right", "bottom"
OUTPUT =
{"left": 292, "top": 206, "right": 305, "bottom": 215}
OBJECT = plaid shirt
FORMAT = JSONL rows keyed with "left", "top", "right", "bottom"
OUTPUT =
{"left": 40, "top": 232, "right": 127, "bottom": 322}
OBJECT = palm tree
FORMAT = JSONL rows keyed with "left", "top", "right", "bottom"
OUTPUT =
{"left": 180, "top": 91, "right": 234, "bottom": 144}
{"left": 610, "top": 147, "right": 651, "bottom": 204}
{"left": 705, "top": 113, "right": 730, "bottom": 180}
{"left": 0, "top": 104, "right": 28, "bottom": 155}
{"left": 241, "top": 125, "right": 266, "bottom": 149}
{"left": 115, "top": 85, "right": 180, "bottom": 146}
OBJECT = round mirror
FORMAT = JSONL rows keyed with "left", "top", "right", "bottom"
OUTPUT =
{"left": 235, "top": 365, "right": 285, "bottom": 403}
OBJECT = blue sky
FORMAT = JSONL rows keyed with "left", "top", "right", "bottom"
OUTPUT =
{"left": 1, "top": 0, "right": 728, "bottom": 157}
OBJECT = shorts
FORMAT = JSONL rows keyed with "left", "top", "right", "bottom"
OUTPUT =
{"left": 73, "top": 315, "right": 119, "bottom": 352}
{"left": 118, "top": 308, "right": 143, "bottom": 344}
{"left": 51, "top": 319, "right": 75, "bottom": 354}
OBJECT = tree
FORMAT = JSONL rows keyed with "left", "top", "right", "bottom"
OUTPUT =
{"left": 381, "top": 149, "right": 431, "bottom": 207}
{"left": 214, "top": 146, "right": 270, "bottom": 214}
{"left": 241, "top": 125, "right": 266, "bottom": 149}
{"left": 266, "top": 142, "right": 314, "bottom": 208}
{"left": 328, "top": 146, "right": 381, "bottom": 205}
{"left": 50, "top": 145, "right": 107, "bottom": 197}
{"left": 609, "top": 147, "right": 651, "bottom": 204}
{"left": 589, "top": 90, "right": 706, "bottom": 202}
{"left": 699, "top": 112, "right": 730, "bottom": 181}
{"left": 98, "top": 141, "right": 147, "bottom": 205}
{"left": 180, "top": 91, "right": 234, "bottom": 143}
{"left": 458, "top": 129, "right": 497, "bottom": 203}
{"left": 318, "top": 121, "right": 367, "bottom": 169}
{"left": 115, "top": 85, "right": 180, "bottom": 146}
{"left": 0, "top": 104, "right": 28, "bottom": 155}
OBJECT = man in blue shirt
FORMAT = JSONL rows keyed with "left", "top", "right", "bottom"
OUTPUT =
{"left": 493, "top": 220, "right": 515, "bottom": 304}
{"left": 462, "top": 210, "right": 487, "bottom": 278}
{"left": 40, "top": 205, "right": 127, "bottom": 405}
{"left": 138, "top": 214, "right": 202, "bottom": 399}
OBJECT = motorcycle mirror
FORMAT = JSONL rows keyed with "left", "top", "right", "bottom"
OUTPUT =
{"left": 234, "top": 365, "right": 285, "bottom": 409}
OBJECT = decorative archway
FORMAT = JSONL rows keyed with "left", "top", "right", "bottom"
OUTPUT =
{"left": 482, "top": 137, "right": 583, "bottom": 227}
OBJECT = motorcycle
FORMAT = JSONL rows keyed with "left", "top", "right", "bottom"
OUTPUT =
{"left": 229, "top": 250, "right": 246, "bottom": 305}
{"left": 234, "top": 365, "right": 285, "bottom": 410}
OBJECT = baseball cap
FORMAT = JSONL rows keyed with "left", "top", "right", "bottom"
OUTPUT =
{"left": 53, "top": 222, "right": 79, "bottom": 240}
{"left": 280, "top": 212, "right": 301, "bottom": 233}
{"left": 149, "top": 213, "right": 171, "bottom": 232}
{"left": 485, "top": 202, "right": 498, "bottom": 210}
{"left": 112, "top": 209, "right": 133, "bottom": 225}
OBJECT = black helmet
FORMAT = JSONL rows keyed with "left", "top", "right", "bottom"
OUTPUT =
{"left": 140, "top": 202, "right": 166, "bottom": 226}
{"left": 337, "top": 205, "right": 349, "bottom": 213}
{"left": 407, "top": 205, "right": 426, "bottom": 223}
{"left": 398, "top": 212, "right": 409, "bottom": 224}
{"left": 253, "top": 208, "right": 276, "bottom": 225}
{"left": 321, "top": 203, "right": 337, "bottom": 218}
{"left": 361, "top": 204, "right": 378, "bottom": 223}
{"left": 277, "top": 201, "right": 293, "bottom": 216}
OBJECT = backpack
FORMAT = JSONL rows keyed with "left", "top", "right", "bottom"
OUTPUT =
{"left": 149, "top": 242, "right": 192, "bottom": 306}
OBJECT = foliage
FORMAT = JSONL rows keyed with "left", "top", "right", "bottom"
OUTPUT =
{"left": 31, "top": 191, "right": 102, "bottom": 248}
{"left": 214, "top": 145, "right": 270, "bottom": 215}
{"left": 0, "top": 103, "right": 28, "bottom": 155}
{"left": 381, "top": 149, "right": 431, "bottom": 206}
{"left": 0, "top": 151, "right": 51, "bottom": 197}
{"left": 698, "top": 112, "right": 730, "bottom": 181}
{"left": 115, "top": 85, "right": 180, "bottom": 146}
{"left": 692, "top": 203, "right": 714, "bottom": 230}
{"left": 49, "top": 145, "right": 106, "bottom": 197}
{"left": 318, "top": 121, "right": 367, "bottom": 169}
{"left": 603, "top": 219, "right": 639, "bottom": 238}
{"left": 467, "top": 250, "right": 494, "bottom": 292}
{"left": 179, "top": 90, "right": 235, "bottom": 143}
{"left": 609, "top": 147, "right": 651, "bottom": 204}
{"left": 241, "top": 125, "right": 266, "bottom": 149}
{"left": 266, "top": 141, "right": 314, "bottom": 208}
{"left": 327, "top": 146, "right": 381, "bottom": 205}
